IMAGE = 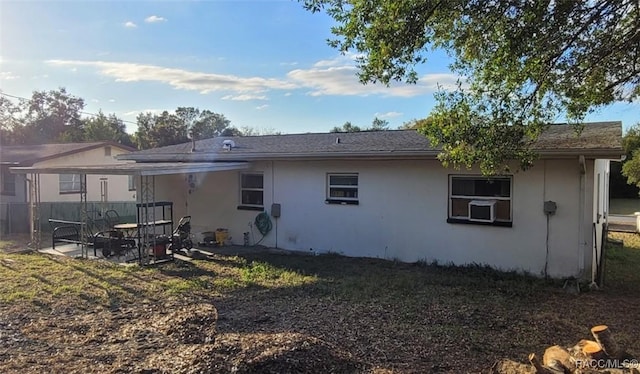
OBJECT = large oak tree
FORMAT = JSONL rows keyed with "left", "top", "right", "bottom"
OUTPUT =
{"left": 303, "top": 0, "right": 640, "bottom": 174}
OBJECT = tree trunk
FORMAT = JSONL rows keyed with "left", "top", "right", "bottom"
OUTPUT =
{"left": 543, "top": 345, "right": 576, "bottom": 373}
{"left": 571, "top": 339, "right": 606, "bottom": 360}
{"left": 591, "top": 325, "right": 621, "bottom": 359}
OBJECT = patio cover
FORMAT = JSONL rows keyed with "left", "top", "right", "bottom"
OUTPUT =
{"left": 9, "top": 161, "right": 249, "bottom": 258}
{"left": 9, "top": 161, "right": 249, "bottom": 176}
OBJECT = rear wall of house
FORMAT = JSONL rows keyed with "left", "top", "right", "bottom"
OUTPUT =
{"left": 154, "top": 158, "right": 594, "bottom": 278}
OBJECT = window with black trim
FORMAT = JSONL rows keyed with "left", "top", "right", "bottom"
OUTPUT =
{"left": 1, "top": 171, "right": 16, "bottom": 196}
{"left": 326, "top": 173, "right": 358, "bottom": 205}
{"left": 59, "top": 174, "right": 82, "bottom": 194}
{"left": 238, "top": 173, "right": 264, "bottom": 210}
{"left": 448, "top": 175, "right": 512, "bottom": 225}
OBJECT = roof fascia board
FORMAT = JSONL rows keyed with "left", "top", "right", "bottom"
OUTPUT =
{"left": 9, "top": 162, "right": 249, "bottom": 176}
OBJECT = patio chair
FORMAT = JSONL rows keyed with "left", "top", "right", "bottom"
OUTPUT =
{"left": 104, "top": 209, "right": 121, "bottom": 229}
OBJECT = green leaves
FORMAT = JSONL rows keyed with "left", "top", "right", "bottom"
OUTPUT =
{"left": 133, "top": 107, "right": 233, "bottom": 149}
{"left": 303, "top": 0, "right": 639, "bottom": 174}
{"left": 83, "top": 111, "right": 134, "bottom": 147}
{"left": 329, "top": 117, "right": 389, "bottom": 132}
{"left": 621, "top": 123, "right": 640, "bottom": 190}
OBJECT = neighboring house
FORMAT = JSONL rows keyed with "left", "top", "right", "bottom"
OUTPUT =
{"left": 1, "top": 142, "right": 137, "bottom": 203}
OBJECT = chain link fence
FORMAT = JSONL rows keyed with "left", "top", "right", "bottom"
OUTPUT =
{"left": 0, "top": 201, "right": 137, "bottom": 236}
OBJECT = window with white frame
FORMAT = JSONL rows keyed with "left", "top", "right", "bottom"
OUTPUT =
{"left": 326, "top": 173, "right": 359, "bottom": 205}
{"left": 449, "top": 175, "right": 512, "bottom": 224}
{"left": 59, "top": 174, "right": 82, "bottom": 194}
{"left": 239, "top": 173, "right": 264, "bottom": 209}
{"left": 1, "top": 171, "right": 16, "bottom": 196}
{"left": 128, "top": 175, "right": 136, "bottom": 191}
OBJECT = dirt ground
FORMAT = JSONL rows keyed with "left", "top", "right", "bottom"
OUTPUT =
{"left": 1, "top": 234, "right": 639, "bottom": 373}
{"left": 2, "top": 289, "right": 639, "bottom": 374}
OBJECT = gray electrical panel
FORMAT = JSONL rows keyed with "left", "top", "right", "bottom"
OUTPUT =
{"left": 271, "top": 203, "right": 281, "bottom": 218}
{"left": 543, "top": 201, "right": 557, "bottom": 215}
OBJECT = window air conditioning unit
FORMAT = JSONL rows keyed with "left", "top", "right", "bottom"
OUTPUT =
{"left": 468, "top": 200, "right": 497, "bottom": 223}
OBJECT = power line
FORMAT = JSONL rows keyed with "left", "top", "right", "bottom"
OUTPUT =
{"left": 0, "top": 91, "right": 139, "bottom": 126}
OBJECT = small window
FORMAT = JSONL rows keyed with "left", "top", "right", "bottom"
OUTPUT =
{"left": 1, "top": 171, "right": 16, "bottom": 196}
{"left": 326, "top": 173, "right": 358, "bottom": 205}
{"left": 104, "top": 146, "right": 112, "bottom": 156}
{"left": 59, "top": 174, "right": 83, "bottom": 194}
{"left": 128, "top": 175, "right": 136, "bottom": 191}
{"left": 449, "top": 175, "right": 512, "bottom": 226}
{"left": 238, "top": 173, "right": 263, "bottom": 210}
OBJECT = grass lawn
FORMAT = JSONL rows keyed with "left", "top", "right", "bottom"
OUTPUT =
{"left": 609, "top": 198, "right": 640, "bottom": 215}
{"left": 0, "top": 235, "right": 639, "bottom": 373}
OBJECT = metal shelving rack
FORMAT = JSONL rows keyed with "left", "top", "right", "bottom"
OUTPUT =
{"left": 136, "top": 200, "right": 174, "bottom": 265}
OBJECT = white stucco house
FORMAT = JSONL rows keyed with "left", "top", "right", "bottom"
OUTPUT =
{"left": 111, "top": 121, "right": 622, "bottom": 280}
{"left": 1, "top": 141, "right": 137, "bottom": 203}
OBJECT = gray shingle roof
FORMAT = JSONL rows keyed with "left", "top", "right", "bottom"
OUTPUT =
{"left": 0, "top": 142, "right": 135, "bottom": 165}
{"left": 120, "top": 121, "right": 622, "bottom": 162}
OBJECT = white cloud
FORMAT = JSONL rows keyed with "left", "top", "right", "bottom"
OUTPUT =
{"left": 46, "top": 60, "right": 298, "bottom": 94}
{"left": 0, "top": 72, "right": 19, "bottom": 80}
{"left": 123, "top": 108, "right": 165, "bottom": 117}
{"left": 124, "top": 21, "right": 137, "bottom": 28}
{"left": 375, "top": 111, "right": 403, "bottom": 119}
{"left": 91, "top": 99, "right": 100, "bottom": 103}
{"left": 256, "top": 104, "right": 269, "bottom": 110}
{"left": 280, "top": 61, "right": 298, "bottom": 66}
{"left": 221, "top": 94, "right": 268, "bottom": 101}
{"left": 108, "top": 98, "right": 116, "bottom": 103}
{"left": 311, "top": 53, "right": 363, "bottom": 68}
{"left": 45, "top": 57, "right": 459, "bottom": 99}
{"left": 288, "top": 65, "right": 459, "bottom": 97}
{"left": 145, "top": 15, "right": 166, "bottom": 23}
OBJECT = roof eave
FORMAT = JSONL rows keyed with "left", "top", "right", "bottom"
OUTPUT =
{"left": 119, "top": 147, "right": 623, "bottom": 162}
{"left": 118, "top": 150, "right": 444, "bottom": 162}
{"left": 5, "top": 142, "right": 136, "bottom": 165}
{"left": 536, "top": 148, "right": 623, "bottom": 159}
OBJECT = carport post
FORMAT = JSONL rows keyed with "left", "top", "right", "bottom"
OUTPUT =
{"left": 27, "top": 173, "right": 41, "bottom": 250}
{"left": 79, "top": 173, "right": 89, "bottom": 258}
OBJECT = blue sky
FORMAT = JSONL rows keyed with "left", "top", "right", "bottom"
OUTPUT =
{"left": 1, "top": 1, "right": 638, "bottom": 135}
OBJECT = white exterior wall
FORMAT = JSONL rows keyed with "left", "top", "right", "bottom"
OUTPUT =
{"left": 33, "top": 146, "right": 135, "bottom": 202}
{"left": 153, "top": 158, "right": 596, "bottom": 278}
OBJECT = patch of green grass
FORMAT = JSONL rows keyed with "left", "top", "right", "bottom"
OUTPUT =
{"left": 0, "top": 234, "right": 30, "bottom": 253}
{"left": 322, "top": 260, "right": 548, "bottom": 303}
{"left": 239, "top": 260, "right": 317, "bottom": 287}
{"left": 212, "top": 277, "right": 242, "bottom": 290}
{"left": 606, "top": 232, "right": 640, "bottom": 291}
{"left": 0, "top": 253, "right": 167, "bottom": 307}
{"left": 609, "top": 198, "right": 640, "bottom": 215}
{"left": 160, "top": 277, "right": 212, "bottom": 295}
